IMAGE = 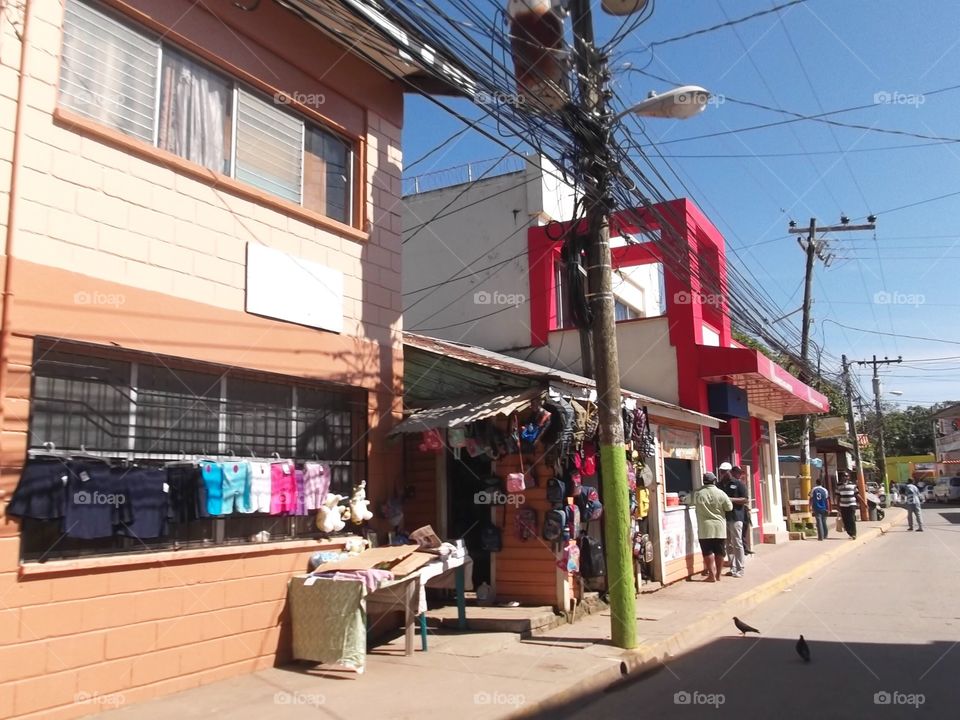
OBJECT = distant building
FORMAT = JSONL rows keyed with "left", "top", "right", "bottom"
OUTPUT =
{"left": 932, "top": 403, "right": 960, "bottom": 475}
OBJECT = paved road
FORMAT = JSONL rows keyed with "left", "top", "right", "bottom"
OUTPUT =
{"left": 543, "top": 505, "right": 960, "bottom": 720}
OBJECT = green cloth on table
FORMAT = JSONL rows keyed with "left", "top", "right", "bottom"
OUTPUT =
{"left": 288, "top": 576, "right": 367, "bottom": 673}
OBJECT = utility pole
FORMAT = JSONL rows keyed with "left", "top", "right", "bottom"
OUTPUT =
{"left": 842, "top": 355, "right": 868, "bottom": 520}
{"left": 855, "top": 355, "right": 902, "bottom": 508}
{"left": 788, "top": 216, "right": 875, "bottom": 502}
{"left": 568, "top": 0, "right": 635, "bottom": 649}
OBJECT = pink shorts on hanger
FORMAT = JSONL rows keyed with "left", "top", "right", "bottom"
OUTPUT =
{"left": 303, "top": 462, "right": 331, "bottom": 511}
{"left": 270, "top": 461, "right": 297, "bottom": 515}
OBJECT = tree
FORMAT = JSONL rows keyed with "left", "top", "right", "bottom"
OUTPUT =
{"left": 862, "top": 402, "right": 958, "bottom": 457}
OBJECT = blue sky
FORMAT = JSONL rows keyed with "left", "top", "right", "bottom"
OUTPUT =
{"left": 401, "top": 1, "right": 960, "bottom": 411}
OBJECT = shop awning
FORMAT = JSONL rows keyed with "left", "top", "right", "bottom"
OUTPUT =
{"left": 389, "top": 388, "right": 542, "bottom": 435}
{"left": 779, "top": 455, "right": 824, "bottom": 468}
{"left": 699, "top": 346, "right": 829, "bottom": 417}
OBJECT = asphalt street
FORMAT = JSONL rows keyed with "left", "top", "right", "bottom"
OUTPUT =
{"left": 543, "top": 505, "right": 960, "bottom": 720}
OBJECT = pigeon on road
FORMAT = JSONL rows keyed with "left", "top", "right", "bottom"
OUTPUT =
{"left": 733, "top": 617, "right": 760, "bottom": 636}
{"left": 796, "top": 635, "right": 811, "bottom": 662}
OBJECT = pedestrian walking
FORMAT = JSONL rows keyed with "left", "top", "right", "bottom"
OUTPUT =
{"left": 694, "top": 472, "right": 733, "bottom": 583}
{"left": 835, "top": 471, "right": 863, "bottom": 539}
{"left": 731, "top": 466, "right": 754, "bottom": 554}
{"left": 719, "top": 462, "right": 749, "bottom": 577}
{"left": 903, "top": 476, "right": 924, "bottom": 532}
{"left": 809, "top": 478, "right": 830, "bottom": 540}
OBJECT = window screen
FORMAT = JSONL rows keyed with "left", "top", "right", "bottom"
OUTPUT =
{"left": 59, "top": 0, "right": 158, "bottom": 142}
{"left": 235, "top": 90, "right": 304, "bottom": 203}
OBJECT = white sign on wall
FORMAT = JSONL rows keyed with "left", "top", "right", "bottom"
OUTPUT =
{"left": 245, "top": 243, "right": 344, "bottom": 333}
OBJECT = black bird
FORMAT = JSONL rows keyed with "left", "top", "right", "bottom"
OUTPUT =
{"left": 796, "top": 635, "right": 811, "bottom": 662}
{"left": 733, "top": 617, "right": 760, "bottom": 636}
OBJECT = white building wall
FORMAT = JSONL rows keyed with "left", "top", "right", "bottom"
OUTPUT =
{"left": 402, "top": 168, "right": 534, "bottom": 349}
{"left": 521, "top": 318, "right": 680, "bottom": 404}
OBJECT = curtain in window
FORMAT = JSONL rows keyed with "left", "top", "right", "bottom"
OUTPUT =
{"left": 157, "top": 51, "right": 231, "bottom": 174}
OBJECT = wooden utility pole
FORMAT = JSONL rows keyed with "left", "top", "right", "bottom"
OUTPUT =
{"left": 842, "top": 354, "right": 868, "bottom": 520}
{"left": 788, "top": 217, "right": 875, "bottom": 501}
{"left": 568, "top": 0, "right": 635, "bottom": 649}
{"left": 856, "top": 355, "right": 902, "bottom": 505}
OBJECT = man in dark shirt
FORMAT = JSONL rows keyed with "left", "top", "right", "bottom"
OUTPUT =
{"left": 719, "top": 462, "right": 748, "bottom": 577}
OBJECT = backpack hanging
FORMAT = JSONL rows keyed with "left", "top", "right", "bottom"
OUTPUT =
{"left": 543, "top": 508, "right": 565, "bottom": 541}
{"left": 576, "top": 485, "right": 603, "bottom": 522}
{"left": 480, "top": 507, "right": 503, "bottom": 553}
{"left": 578, "top": 535, "right": 605, "bottom": 579}
{"left": 546, "top": 477, "right": 565, "bottom": 504}
{"left": 557, "top": 540, "right": 580, "bottom": 574}
{"left": 516, "top": 507, "right": 538, "bottom": 541}
{"left": 569, "top": 399, "right": 588, "bottom": 451}
{"left": 563, "top": 502, "right": 580, "bottom": 542}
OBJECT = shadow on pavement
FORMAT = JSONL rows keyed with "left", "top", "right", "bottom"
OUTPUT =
{"left": 521, "top": 635, "right": 960, "bottom": 720}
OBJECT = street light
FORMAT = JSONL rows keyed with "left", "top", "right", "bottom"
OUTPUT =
{"left": 614, "top": 85, "right": 712, "bottom": 121}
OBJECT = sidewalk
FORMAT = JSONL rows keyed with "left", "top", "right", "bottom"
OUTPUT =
{"left": 94, "top": 510, "right": 903, "bottom": 720}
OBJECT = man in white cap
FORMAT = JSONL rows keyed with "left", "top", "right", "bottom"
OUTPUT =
{"left": 718, "top": 461, "right": 749, "bottom": 577}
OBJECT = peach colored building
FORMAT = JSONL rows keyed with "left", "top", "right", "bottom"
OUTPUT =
{"left": 0, "top": 1, "right": 431, "bottom": 717}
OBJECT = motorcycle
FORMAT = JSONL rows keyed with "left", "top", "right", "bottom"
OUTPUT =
{"left": 865, "top": 491, "right": 885, "bottom": 521}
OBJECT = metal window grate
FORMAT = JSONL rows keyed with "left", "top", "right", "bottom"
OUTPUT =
{"left": 20, "top": 341, "right": 368, "bottom": 561}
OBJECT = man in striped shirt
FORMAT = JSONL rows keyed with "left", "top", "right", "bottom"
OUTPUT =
{"left": 835, "top": 471, "right": 864, "bottom": 539}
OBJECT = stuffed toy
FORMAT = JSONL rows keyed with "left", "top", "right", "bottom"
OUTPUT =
{"left": 343, "top": 536, "right": 368, "bottom": 554}
{"left": 317, "top": 493, "right": 346, "bottom": 533}
{"left": 349, "top": 482, "right": 374, "bottom": 525}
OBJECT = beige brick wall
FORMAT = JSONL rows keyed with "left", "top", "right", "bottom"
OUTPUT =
{"left": 0, "top": 534, "right": 333, "bottom": 719}
{"left": 0, "top": 0, "right": 404, "bottom": 348}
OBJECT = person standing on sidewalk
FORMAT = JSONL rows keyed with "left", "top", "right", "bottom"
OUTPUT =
{"left": 809, "top": 478, "right": 830, "bottom": 541}
{"left": 719, "top": 463, "right": 749, "bottom": 577}
{"left": 903, "top": 476, "right": 924, "bottom": 532}
{"left": 732, "top": 466, "right": 754, "bottom": 554}
{"left": 694, "top": 472, "right": 733, "bottom": 583}
{"left": 835, "top": 471, "right": 863, "bottom": 539}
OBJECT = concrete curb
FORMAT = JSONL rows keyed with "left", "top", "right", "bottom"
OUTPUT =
{"left": 509, "top": 509, "right": 903, "bottom": 719}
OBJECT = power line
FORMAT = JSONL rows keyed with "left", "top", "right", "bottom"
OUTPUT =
{"left": 647, "top": 0, "right": 808, "bottom": 48}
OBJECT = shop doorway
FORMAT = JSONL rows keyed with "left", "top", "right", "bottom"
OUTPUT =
{"left": 447, "top": 452, "right": 492, "bottom": 589}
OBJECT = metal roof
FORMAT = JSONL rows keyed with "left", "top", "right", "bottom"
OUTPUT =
{"left": 404, "top": 333, "right": 722, "bottom": 428}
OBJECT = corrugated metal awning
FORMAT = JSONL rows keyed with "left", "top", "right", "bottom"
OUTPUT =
{"left": 389, "top": 388, "right": 542, "bottom": 435}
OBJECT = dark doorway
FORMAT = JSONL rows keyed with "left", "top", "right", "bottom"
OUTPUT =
{"left": 447, "top": 451, "right": 493, "bottom": 588}
{"left": 664, "top": 458, "right": 695, "bottom": 499}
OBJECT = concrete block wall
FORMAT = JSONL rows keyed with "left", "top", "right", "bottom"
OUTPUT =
{"left": 0, "top": 539, "right": 345, "bottom": 719}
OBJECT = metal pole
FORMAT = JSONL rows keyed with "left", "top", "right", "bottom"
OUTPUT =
{"left": 569, "top": 0, "right": 635, "bottom": 650}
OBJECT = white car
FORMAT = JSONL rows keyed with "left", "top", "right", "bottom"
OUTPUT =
{"left": 922, "top": 485, "right": 936, "bottom": 503}
{"left": 933, "top": 477, "right": 960, "bottom": 503}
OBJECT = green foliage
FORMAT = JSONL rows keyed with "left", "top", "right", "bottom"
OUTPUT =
{"left": 860, "top": 402, "right": 959, "bottom": 457}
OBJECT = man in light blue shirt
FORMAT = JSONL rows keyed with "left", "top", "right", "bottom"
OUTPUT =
{"left": 903, "top": 477, "right": 924, "bottom": 532}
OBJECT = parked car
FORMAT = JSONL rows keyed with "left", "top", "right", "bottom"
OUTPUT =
{"left": 922, "top": 485, "right": 937, "bottom": 503}
{"left": 933, "top": 477, "right": 960, "bottom": 503}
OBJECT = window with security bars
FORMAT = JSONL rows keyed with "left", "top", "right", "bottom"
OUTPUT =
{"left": 20, "top": 340, "right": 368, "bottom": 561}
{"left": 58, "top": 0, "right": 353, "bottom": 225}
